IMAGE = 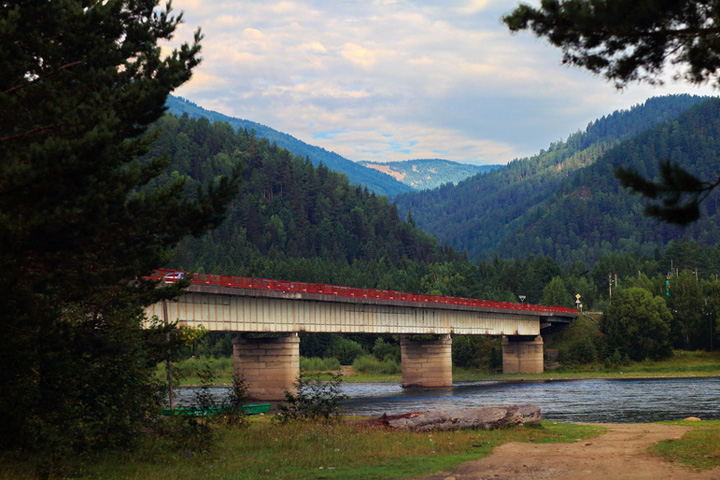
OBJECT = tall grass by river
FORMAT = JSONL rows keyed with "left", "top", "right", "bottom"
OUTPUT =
{"left": 0, "top": 419, "right": 604, "bottom": 480}
{"left": 5, "top": 419, "right": 719, "bottom": 479}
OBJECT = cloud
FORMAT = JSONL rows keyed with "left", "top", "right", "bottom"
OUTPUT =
{"left": 170, "top": 0, "right": 718, "bottom": 165}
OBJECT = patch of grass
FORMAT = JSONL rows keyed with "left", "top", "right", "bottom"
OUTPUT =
{"left": 158, "top": 356, "right": 235, "bottom": 385}
{"left": 0, "top": 420, "right": 604, "bottom": 480}
{"left": 457, "top": 350, "right": 720, "bottom": 382}
{"left": 651, "top": 421, "right": 720, "bottom": 471}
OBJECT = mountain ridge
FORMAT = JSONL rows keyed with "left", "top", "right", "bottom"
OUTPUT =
{"left": 394, "top": 94, "right": 716, "bottom": 264}
{"left": 165, "top": 96, "right": 412, "bottom": 197}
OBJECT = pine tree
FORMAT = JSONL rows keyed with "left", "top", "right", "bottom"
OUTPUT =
{"left": 504, "top": 1, "right": 720, "bottom": 224}
{"left": 0, "top": 0, "right": 239, "bottom": 452}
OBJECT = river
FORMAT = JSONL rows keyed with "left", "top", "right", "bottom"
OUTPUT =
{"left": 175, "top": 376, "right": 720, "bottom": 423}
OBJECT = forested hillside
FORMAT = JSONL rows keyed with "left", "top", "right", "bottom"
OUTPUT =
{"left": 166, "top": 96, "right": 412, "bottom": 197}
{"left": 143, "top": 114, "right": 461, "bottom": 292}
{"left": 394, "top": 95, "right": 711, "bottom": 262}
{"left": 359, "top": 159, "right": 497, "bottom": 190}
{"left": 145, "top": 112, "right": 720, "bottom": 359}
{"left": 142, "top": 113, "right": 595, "bottom": 304}
{"left": 503, "top": 98, "right": 720, "bottom": 264}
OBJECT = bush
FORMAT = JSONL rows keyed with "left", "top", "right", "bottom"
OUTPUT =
{"left": 327, "top": 337, "right": 366, "bottom": 365}
{"left": 163, "top": 356, "right": 233, "bottom": 382}
{"left": 353, "top": 354, "right": 401, "bottom": 374}
{"left": 300, "top": 357, "right": 341, "bottom": 372}
{"left": 452, "top": 335, "right": 479, "bottom": 368}
{"left": 452, "top": 336, "right": 502, "bottom": 370}
{"left": 372, "top": 337, "right": 400, "bottom": 363}
{"left": 558, "top": 335, "right": 598, "bottom": 365}
{"left": 604, "top": 349, "right": 631, "bottom": 370}
{"left": 275, "top": 374, "right": 348, "bottom": 422}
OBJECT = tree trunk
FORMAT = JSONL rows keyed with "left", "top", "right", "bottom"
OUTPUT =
{"left": 364, "top": 405, "right": 541, "bottom": 432}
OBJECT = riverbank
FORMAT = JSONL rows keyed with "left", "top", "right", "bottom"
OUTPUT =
{"left": 167, "top": 349, "right": 720, "bottom": 386}
{"left": 3, "top": 418, "right": 718, "bottom": 480}
{"left": 315, "top": 350, "right": 720, "bottom": 383}
{"left": 0, "top": 419, "right": 604, "bottom": 480}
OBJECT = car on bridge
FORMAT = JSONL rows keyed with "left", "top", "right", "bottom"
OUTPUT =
{"left": 163, "top": 271, "right": 185, "bottom": 283}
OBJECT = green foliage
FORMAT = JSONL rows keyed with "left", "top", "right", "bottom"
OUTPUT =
{"left": 168, "top": 356, "right": 234, "bottom": 382}
{"left": 352, "top": 355, "right": 401, "bottom": 374}
{"left": 300, "top": 357, "right": 342, "bottom": 372}
{"left": 603, "top": 349, "right": 631, "bottom": 370}
{"left": 549, "top": 316, "right": 603, "bottom": 366}
{"left": 540, "top": 276, "right": 572, "bottom": 307}
{"left": 602, "top": 287, "right": 673, "bottom": 361}
{"left": 149, "top": 113, "right": 457, "bottom": 283}
{"left": 668, "top": 270, "right": 706, "bottom": 350}
{"left": 558, "top": 335, "right": 598, "bottom": 366}
{"left": 327, "top": 337, "right": 366, "bottom": 365}
{"left": 452, "top": 335, "right": 480, "bottom": 369}
{"left": 275, "top": 374, "right": 348, "bottom": 423}
{"left": 504, "top": 1, "right": 720, "bottom": 225}
{"left": 650, "top": 421, "right": 720, "bottom": 471}
{"left": 372, "top": 337, "right": 401, "bottom": 363}
{"left": 452, "top": 336, "right": 502, "bottom": 370}
{"left": 193, "top": 333, "right": 234, "bottom": 358}
{"left": 223, "top": 374, "right": 251, "bottom": 428}
{"left": 166, "top": 96, "right": 413, "bottom": 197}
{"left": 0, "top": 0, "right": 239, "bottom": 455}
{"left": 616, "top": 160, "right": 717, "bottom": 225}
{"left": 503, "top": 1, "right": 720, "bottom": 89}
{"left": 395, "top": 95, "right": 709, "bottom": 264}
{"left": 0, "top": 420, "right": 606, "bottom": 480}
{"left": 152, "top": 370, "right": 249, "bottom": 456}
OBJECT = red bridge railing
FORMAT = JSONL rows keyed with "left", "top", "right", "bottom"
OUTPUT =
{"left": 149, "top": 269, "right": 578, "bottom": 315}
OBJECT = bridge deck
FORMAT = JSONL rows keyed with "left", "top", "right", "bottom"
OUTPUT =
{"left": 146, "top": 270, "right": 577, "bottom": 335}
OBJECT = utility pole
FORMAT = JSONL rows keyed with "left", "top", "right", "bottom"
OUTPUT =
{"left": 163, "top": 299, "right": 174, "bottom": 410}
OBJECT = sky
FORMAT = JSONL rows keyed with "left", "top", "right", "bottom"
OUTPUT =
{"left": 165, "top": 0, "right": 718, "bottom": 166}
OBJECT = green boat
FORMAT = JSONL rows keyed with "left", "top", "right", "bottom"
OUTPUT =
{"left": 160, "top": 403, "right": 271, "bottom": 417}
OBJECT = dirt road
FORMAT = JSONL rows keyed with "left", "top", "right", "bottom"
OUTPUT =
{"left": 417, "top": 423, "right": 720, "bottom": 480}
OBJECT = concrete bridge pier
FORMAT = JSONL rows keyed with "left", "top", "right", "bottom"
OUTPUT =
{"left": 502, "top": 335, "right": 544, "bottom": 373}
{"left": 400, "top": 334, "right": 453, "bottom": 388}
{"left": 232, "top": 333, "right": 300, "bottom": 400}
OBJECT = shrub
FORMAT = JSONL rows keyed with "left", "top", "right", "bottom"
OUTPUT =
{"left": 372, "top": 337, "right": 400, "bottom": 363}
{"left": 327, "top": 337, "right": 366, "bottom": 365}
{"left": 300, "top": 357, "right": 341, "bottom": 372}
{"left": 604, "top": 349, "right": 631, "bottom": 370}
{"left": 275, "top": 374, "right": 348, "bottom": 422}
{"left": 558, "top": 335, "right": 598, "bottom": 365}
{"left": 452, "top": 336, "right": 502, "bottom": 370}
{"left": 353, "top": 354, "right": 401, "bottom": 374}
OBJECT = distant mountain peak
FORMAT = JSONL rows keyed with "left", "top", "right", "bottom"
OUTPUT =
{"left": 359, "top": 159, "right": 499, "bottom": 191}
{"left": 165, "top": 95, "right": 412, "bottom": 197}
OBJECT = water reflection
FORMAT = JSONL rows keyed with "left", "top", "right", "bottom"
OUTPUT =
{"left": 175, "top": 377, "right": 720, "bottom": 423}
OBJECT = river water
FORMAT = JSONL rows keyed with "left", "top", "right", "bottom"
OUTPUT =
{"left": 175, "top": 377, "right": 720, "bottom": 423}
{"left": 340, "top": 377, "right": 720, "bottom": 423}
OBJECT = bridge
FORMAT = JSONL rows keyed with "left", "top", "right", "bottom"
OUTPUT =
{"left": 146, "top": 270, "right": 578, "bottom": 400}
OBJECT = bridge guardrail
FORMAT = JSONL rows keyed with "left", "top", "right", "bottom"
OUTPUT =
{"left": 148, "top": 269, "right": 578, "bottom": 316}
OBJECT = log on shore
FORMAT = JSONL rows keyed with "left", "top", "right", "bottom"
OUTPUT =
{"left": 365, "top": 405, "right": 541, "bottom": 432}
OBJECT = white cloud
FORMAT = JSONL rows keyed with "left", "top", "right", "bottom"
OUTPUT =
{"left": 169, "top": 0, "right": 718, "bottom": 165}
